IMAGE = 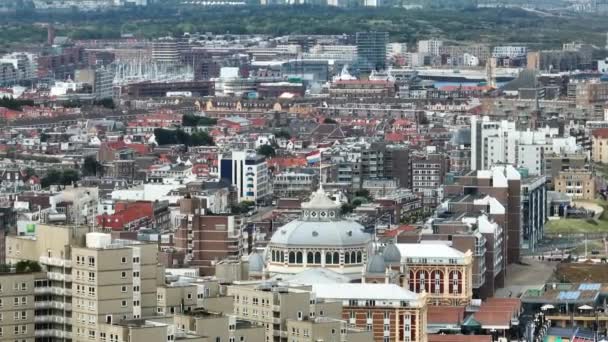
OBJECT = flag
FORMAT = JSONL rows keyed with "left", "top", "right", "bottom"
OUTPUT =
{"left": 306, "top": 150, "right": 321, "bottom": 164}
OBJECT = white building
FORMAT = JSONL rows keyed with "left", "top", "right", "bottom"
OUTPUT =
{"left": 492, "top": 46, "right": 527, "bottom": 58}
{"left": 218, "top": 151, "right": 270, "bottom": 203}
{"left": 598, "top": 58, "right": 608, "bottom": 73}
{"left": 417, "top": 40, "right": 443, "bottom": 56}
{"left": 0, "top": 52, "right": 37, "bottom": 82}
{"left": 471, "top": 116, "right": 578, "bottom": 175}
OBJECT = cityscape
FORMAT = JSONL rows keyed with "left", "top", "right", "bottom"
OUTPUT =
{"left": 2, "top": 1, "right": 608, "bottom": 342}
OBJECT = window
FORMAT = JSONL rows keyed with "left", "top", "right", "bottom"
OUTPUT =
{"left": 20, "top": 283, "right": 26, "bottom": 291}
{"left": 88, "top": 256, "right": 95, "bottom": 267}
{"left": 133, "top": 286, "right": 140, "bottom": 292}
{"left": 133, "top": 271, "right": 140, "bottom": 277}
{"left": 296, "top": 251, "right": 303, "bottom": 264}
{"left": 121, "top": 257, "right": 127, "bottom": 263}
{"left": 13, "top": 297, "right": 19, "bottom": 306}
{"left": 121, "top": 300, "right": 127, "bottom": 307}
{"left": 89, "top": 272, "right": 95, "bottom": 282}
{"left": 121, "top": 272, "right": 127, "bottom": 278}
{"left": 133, "top": 257, "right": 140, "bottom": 263}
{"left": 121, "top": 286, "right": 127, "bottom": 293}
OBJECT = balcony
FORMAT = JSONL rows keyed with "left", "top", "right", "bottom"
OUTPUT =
{"left": 34, "top": 286, "right": 71, "bottom": 296}
{"left": 39, "top": 256, "right": 72, "bottom": 268}
{"left": 47, "top": 272, "right": 72, "bottom": 282}
{"left": 35, "top": 329, "right": 72, "bottom": 339}
{"left": 35, "top": 315, "right": 69, "bottom": 324}
{"left": 35, "top": 301, "right": 72, "bottom": 311}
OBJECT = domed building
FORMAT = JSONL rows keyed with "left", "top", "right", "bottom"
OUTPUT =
{"left": 265, "top": 186, "right": 373, "bottom": 279}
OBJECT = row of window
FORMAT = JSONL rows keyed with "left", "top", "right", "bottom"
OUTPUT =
{"left": 0, "top": 282, "right": 28, "bottom": 293}
{"left": 270, "top": 250, "right": 363, "bottom": 265}
{"left": 0, "top": 297, "right": 28, "bottom": 307}
{"left": 0, "top": 325, "right": 28, "bottom": 336}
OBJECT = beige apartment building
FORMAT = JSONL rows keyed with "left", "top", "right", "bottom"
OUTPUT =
{"left": 554, "top": 169, "right": 596, "bottom": 200}
{"left": 5, "top": 224, "right": 164, "bottom": 341}
{"left": 175, "top": 309, "right": 265, "bottom": 342}
{"left": 0, "top": 270, "right": 42, "bottom": 342}
{"left": 592, "top": 128, "right": 608, "bottom": 164}
{"left": 228, "top": 283, "right": 372, "bottom": 342}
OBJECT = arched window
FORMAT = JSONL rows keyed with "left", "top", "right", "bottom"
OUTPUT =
{"left": 272, "top": 250, "right": 277, "bottom": 262}
{"left": 431, "top": 270, "right": 444, "bottom": 294}
{"left": 333, "top": 252, "right": 340, "bottom": 265}
{"left": 314, "top": 252, "right": 321, "bottom": 264}
{"left": 280, "top": 251, "right": 284, "bottom": 262}
{"left": 351, "top": 252, "right": 357, "bottom": 264}
{"left": 289, "top": 252, "right": 295, "bottom": 263}
{"left": 449, "top": 271, "right": 463, "bottom": 295}
{"left": 325, "top": 252, "right": 332, "bottom": 265}
{"left": 416, "top": 270, "right": 429, "bottom": 293}
{"left": 356, "top": 251, "right": 362, "bottom": 263}
{"left": 408, "top": 270, "right": 416, "bottom": 292}
{"left": 344, "top": 252, "right": 351, "bottom": 264}
{"left": 296, "top": 251, "right": 303, "bottom": 264}
{"left": 307, "top": 252, "right": 314, "bottom": 264}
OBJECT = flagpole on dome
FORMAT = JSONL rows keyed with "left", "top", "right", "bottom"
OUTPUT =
{"left": 319, "top": 149, "right": 323, "bottom": 192}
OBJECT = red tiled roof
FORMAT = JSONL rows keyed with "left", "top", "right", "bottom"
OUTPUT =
{"left": 429, "top": 335, "right": 492, "bottom": 342}
{"left": 267, "top": 157, "right": 307, "bottom": 169}
{"left": 334, "top": 80, "right": 393, "bottom": 85}
{"left": 385, "top": 132, "right": 406, "bottom": 142}
{"left": 427, "top": 306, "right": 466, "bottom": 325}
{"left": 592, "top": 128, "right": 608, "bottom": 138}
{"left": 383, "top": 225, "right": 417, "bottom": 238}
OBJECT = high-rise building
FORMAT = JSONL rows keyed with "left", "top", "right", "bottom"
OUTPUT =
{"left": 356, "top": 31, "right": 389, "bottom": 73}
{"left": 0, "top": 269, "right": 40, "bottom": 341}
{"left": 175, "top": 196, "right": 243, "bottom": 276}
{"left": 218, "top": 151, "right": 271, "bottom": 203}
{"left": 152, "top": 37, "right": 187, "bottom": 64}
{"left": 5, "top": 224, "right": 163, "bottom": 341}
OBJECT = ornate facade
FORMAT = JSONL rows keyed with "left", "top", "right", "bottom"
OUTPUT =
{"left": 265, "top": 186, "right": 373, "bottom": 279}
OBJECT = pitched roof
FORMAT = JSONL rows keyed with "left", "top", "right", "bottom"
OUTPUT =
{"left": 429, "top": 335, "right": 491, "bottom": 342}
{"left": 592, "top": 128, "right": 608, "bottom": 138}
{"left": 427, "top": 305, "right": 466, "bottom": 325}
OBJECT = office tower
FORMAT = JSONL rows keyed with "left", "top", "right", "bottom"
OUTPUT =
{"left": 218, "top": 151, "right": 270, "bottom": 203}
{"left": 356, "top": 31, "right": 388, "bottom": 73}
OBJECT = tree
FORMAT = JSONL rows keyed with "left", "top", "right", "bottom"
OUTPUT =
{"left": 231, "top": 201, "right": 255, "bottom": 214}
{"left": 190, "top": 131, "right": 214, "bottom": 146}
{"left": 341, "top": 203, "right": 354, "bottom": 215}
{"left": 257, "top": 144, "right": 276, "bottom": 158}
{"left": 355, "top": 189, "right": 372, "bottom": 200}
{"left": 60, "top": 169, "right": 80, "bottom": 185}
{"left": 323, "top": 118, "right": 337, "bottom": 124}
{"left": 82, "top": 156, "right": 103, "bottom": 176}
{"left": 182, "top": 114, "right": 217, "bottom": 127}
{"left": 275, "top": 130, "right": 291, "bottom": 139}
{"left": 41, "top": 169, "right": 62, "bottom": 188}
{"left": 15, "top": 260, "right": 41, "bottom": 273}
{"left": 93, "top": 98, "right": 115, "bottom": 109}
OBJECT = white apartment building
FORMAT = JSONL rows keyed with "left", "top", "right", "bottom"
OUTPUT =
{"left": 218, "top": 151, "right": 271, "bottom": 203}
{"left": 0, "top": 52, "right": 37, "bottom": 82}
{"left": 492, "top": 46, "right": 527, "bottom": 58}
{"left": 471, "top": 116, "right": 578, "bottom": 175}
{"left": 417, "top": 40, "right": 443, "bottom": 56}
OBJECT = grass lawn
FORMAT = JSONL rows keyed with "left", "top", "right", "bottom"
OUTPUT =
{"left": 545, "top": 199, "right": 608, "bottom": 234}
{"left": 545, "top": 218, "right": 608, "bottom": 234}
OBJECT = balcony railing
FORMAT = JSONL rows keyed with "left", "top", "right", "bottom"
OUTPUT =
{"left": 39, "top": 256, "right": 72, "bottom": 268}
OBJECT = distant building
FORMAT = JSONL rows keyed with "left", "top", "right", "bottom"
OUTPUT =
{"left": 592, "top": 128, "right": 608, "bottom": 164}
{"left": 175, "top": 196, "right": 243, "bottom": 276}
{"left": 492, "top": 46, "right": 527, "bottom": 59}
{"left": 418, "top": 40, "right": 443, "bottom": 56}
{"left": 356, "top": 31, "right": 389, "bottom": 73}
{"left": 554, "top": 169, "right": 596, "bottom": 200}
{"left": 218, "top": 151, "right": 271, "bottom": 203}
